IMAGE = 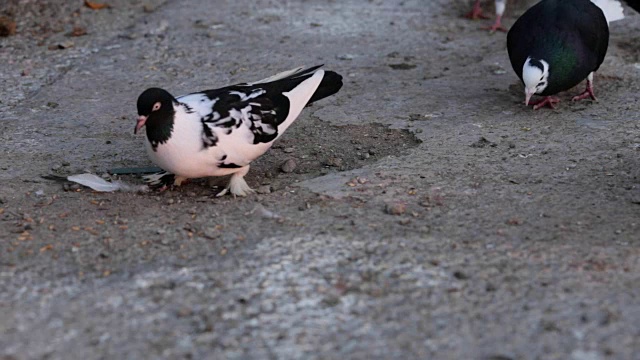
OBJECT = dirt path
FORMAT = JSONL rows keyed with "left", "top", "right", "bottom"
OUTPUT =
{"left": 1, "top": 1, "right": 639, "bottom": 359}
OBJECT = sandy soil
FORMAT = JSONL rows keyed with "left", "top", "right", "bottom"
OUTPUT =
{"left": 0, "top": 0, "right": 639, "bottom": 359}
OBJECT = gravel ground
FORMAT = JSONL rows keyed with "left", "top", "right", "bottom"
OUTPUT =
{"left": 1, "top": 0, "right": 639, "bottom": 359}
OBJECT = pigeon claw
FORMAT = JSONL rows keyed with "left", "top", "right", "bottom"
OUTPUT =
{"left": 483, "top": 17, "right": 507, "bottom": 32}
{"left": 530, "top": 96, "right": 561, "bottom": 110}
{"left": 215, "top": 169, "right": 255, "bottom": 198}
{"left": 464, "top": 1, "right": 489, "bottom": 20}
{"left": 571, "top": 88, "right": 597, "bottom": 102}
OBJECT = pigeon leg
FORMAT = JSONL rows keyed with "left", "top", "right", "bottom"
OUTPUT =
{"left": 143, "top": 171, "right": 178, "bottom": 191}
{"left": 529, "top": 96, "right": 561, "bottom": 110}
{"left": 483, "top": 15, "right": 508, "bottom": 32}
{"left": 216, "top": 166, "right": 255, "bottom": 197}
{"left": 174, "top": 176, "right": 189, "bottom": 186}
{"left": 465, "top": 0, "right": 489, "bottom": 19}
{"left": 572, "top": 73, "right": 597, "bottom": 102}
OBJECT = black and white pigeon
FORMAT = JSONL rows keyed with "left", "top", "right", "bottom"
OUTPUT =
{"left": 134, "top": 65, "right": 343, "bottom": 196}
{"left": 466, "top": 0, "right": 508, "bottom": 32}
{"left": 507, "top": 0, "right": 624, "bottom": 110}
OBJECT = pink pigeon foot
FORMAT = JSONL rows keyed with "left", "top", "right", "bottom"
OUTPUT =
{"left": 529, "top": 96, "right": 561, "bottom": 110}
{"left": 465, "top": 0, "right": 490, "bottom": 19}
{"left": 483, "top": 15, "right": 507, "bottom": 32}
{"left": 571, "top": 83, "right": 597, "bottom": 102}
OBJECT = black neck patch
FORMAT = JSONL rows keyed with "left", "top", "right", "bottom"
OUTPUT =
{"left": 528, "top": 58, "right": 545, "bottom": 72}
{"left": 146, "top": 101, "right": 176, "bottom": 151}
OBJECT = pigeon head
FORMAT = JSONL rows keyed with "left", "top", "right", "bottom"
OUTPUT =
{"left": 522, "top": 57, "right": 549, "bottom": 105}
{"left": 135, "top": 88, "right": 176, "bottom": 134}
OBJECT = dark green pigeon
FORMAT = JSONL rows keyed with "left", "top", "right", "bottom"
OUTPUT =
{"left": 507, "top": 0, "right": 624, "bottom": 110}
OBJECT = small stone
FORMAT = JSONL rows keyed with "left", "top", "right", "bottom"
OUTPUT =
{"left": 49, "top": 41, "right": 74, "bottom": 50}
{"left": 0, "top": 16, "right": 16, "bottom": 37}
{"left": 256, "top": 185, "right": 271, "bottom": 194}
{"left": 385, "top": 202, "right": 406, "bottom": 215}
{"left": 68, "top": 26, "right": 87, "bottom": 37}
{"left": 470, "top": 137, "right": 496, "bottom": 148}
{"left": 326, "top": 157, "right": 343, "bottom": 167}
{"left": 336, "top": 54, "right": 355, "bottom": 60}
{"left": 166, "top": 199, "right": 175, "bottom": 205}
{"left": 203, "top": 227, "right": 220, "bottom": 239}
{"left": 368, "top": 149, "right": 377, "bottom": 155}
{"left": 280, "top": 159, "right": 297, "bottom": 173}
{"left": 453, "top": 271, "right": 468, "bottom": 280}
{"left": 283, "top": 147, "right": 295, "bottom": 153}
{"left": 143, "top": 3, "right": 155, "bottom": 12}
{"left": 389, "top": 63, "right": 416, "bottom": 70}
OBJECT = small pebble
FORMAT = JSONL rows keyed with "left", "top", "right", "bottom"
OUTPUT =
{"left": 336, "top": 54, "right": 355, "bottom": 60}
{"left": 203, "top": 227, "right": 220, "bottom": 239}
{"left": 0, "top": 16, "right": 16, "bottom": 37}
{"left": 281, "top": 159, "right": 297, "bottom": 173}
{"left": 326, "top": 157, "right": 344, "bottom": 167}
{"left": 256, "top": 185, "right": 271, "bottom": 194}
{"left": 385, "top": 202, "right": 406, "bottom": 215}
{"left": 283, "top": 147, "right": 295, "bottom": 153}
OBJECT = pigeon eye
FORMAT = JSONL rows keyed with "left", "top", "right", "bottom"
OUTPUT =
{"left": 152, "top": 102, "right": 161, "bottom": 111}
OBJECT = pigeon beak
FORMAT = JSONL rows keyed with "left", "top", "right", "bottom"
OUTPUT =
{"left": 525, "top": 88, "right": 536, "bottom": 106}
{"left": 134, "top": 115, "right": 147, "bottom": 134}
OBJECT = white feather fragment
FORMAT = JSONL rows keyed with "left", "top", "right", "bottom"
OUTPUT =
{"left": 67, "top": 174, "right": 148, "bottom": 192}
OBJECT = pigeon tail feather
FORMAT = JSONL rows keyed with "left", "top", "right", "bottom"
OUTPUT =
{"left": 249, "top": 65, "right": 323, "bottom": 85}
{"left": 591, "top": 0, "right": 625, "bottom": 23}
{"left": 309, "top": 71, "right": 343, "bottom": 104}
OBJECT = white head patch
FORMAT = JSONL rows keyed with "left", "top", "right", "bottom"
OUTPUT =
{"left": 522, "top": 57, "right": 549, "bottom": 95}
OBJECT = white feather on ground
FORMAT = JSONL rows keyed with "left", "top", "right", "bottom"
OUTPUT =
{"left": 67, "top": 174, "right": 149, "bottom": 192}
